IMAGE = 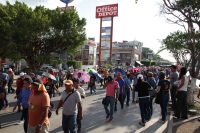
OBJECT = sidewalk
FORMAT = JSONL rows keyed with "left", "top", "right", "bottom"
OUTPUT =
{"left": 135, "top": 104, "right": 169, "bottom": 133}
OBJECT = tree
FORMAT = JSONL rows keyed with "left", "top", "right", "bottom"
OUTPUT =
{"left": 0, "top": 1, "right": 86, "bottom": 72}
{"left": 161, "top": 0, "right": 200, "bottom": 105}
{"left": 161, "top": 31, "right": 197, "bottom": 68}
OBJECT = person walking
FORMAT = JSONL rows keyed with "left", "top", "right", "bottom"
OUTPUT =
{"left": 132, "top": 73, "right": 138, "bottom": 103}
{"left": 88, "top": 74, "right": 96, "bottom": 95}
{"left": 56, "top": 80, "right": 83, "bottom": 133}
{"left": 73, "top": 79, "right": 85, "bottom": 132}
{"left": 123, "top": 74, "right": 132, "bottom": 106}
{"left": 28, "top": 79, "right": 50, "bottom": 133}
{"left": 45, "top": 78, "right": 60, "bottom": 110}
{"left": 134, "top": 74, "right": 152, "bottom": 126}
{"left": 0, "top": 85, "right": 5, "bottom": 128}
{"left": 147, "top": 72, "right": 157, "bottom": 117}
{"left": 0, "top": 70, "right": 9, "bottom": 110}
{"left": 7, "top": 68, "right": 15, "bottom": 93}
{"left": 166, "top": 65, "right": 179, "bottom": 112}
{"left": 103, "top": 76, "right": 119, "bottom": 122}
{"left": 156, "top": 72, "right": 171, "bottom": 123}
{"left": 174, "top": 67, "right": 189, "bottom": 119}
{"left": 115, "top": 72, "right": 125, "bottom": 111}
{"left": 13, "top": 78, "right": 32, "bottom": 133}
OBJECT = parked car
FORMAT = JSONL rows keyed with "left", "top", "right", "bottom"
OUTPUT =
{"left": 40, "top": 66, "right": 59, "bottom": 73}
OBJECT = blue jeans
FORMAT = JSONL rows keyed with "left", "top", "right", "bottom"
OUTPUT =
{"left": 90, "top": 85, "right": 96, "bottom": 94}
{"left": 62, "top": 114, "right": 77, "bottom": 133}
{"left": 4, "top": 90, "right": 8, "bottom": 106}
{"left": 104, "top": 96, "right": 115, "bottom": 119}
{"left": 49, "top": 94, "right": 54, "bottom": 107}
{"left": 139, "top": 97, "right": 150, "bottom": 123}
{"left": 124, "top": 89, "right": 130, "bottom": 105}
{"left": 160, "top": 93, "right": 169, "bottom": 121}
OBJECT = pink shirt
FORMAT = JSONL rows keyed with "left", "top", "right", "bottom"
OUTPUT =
{"left": 106, "top": 81, "right": 120, "bottom": 97}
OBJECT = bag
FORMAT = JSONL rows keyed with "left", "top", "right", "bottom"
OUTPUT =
{"left": 102, "top": 97, "right": 109, "bottom": 106}
{"left": 155, "top": 92, "right": 162, "bottom": 104}
{"left": 149, "top": 89, "right": 158, "bottom": 98}
{"left": 48, "top": 108, "right": 52, "bottom": 118}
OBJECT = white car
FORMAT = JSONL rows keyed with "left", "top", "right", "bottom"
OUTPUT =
{"left": 40, "top": 66, "right": 59, "bottom": 73}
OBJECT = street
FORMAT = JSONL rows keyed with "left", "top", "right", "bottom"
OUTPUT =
{"left": 0, "top": 84, "right": 166, "bottom": 133}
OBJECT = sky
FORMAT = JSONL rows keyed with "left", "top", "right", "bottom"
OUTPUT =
{"left": 0, "top": 0, "right": 184, "bottom": 62}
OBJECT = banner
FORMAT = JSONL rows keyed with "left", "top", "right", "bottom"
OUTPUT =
{"left": 60, "top": 6, "right": 74, "bottom": 11}
{"left": 102, "top": 27, "right": 111, "bottom": 35}
{"left": 96, "top": 4, "right": 118, "bottom": 18}
{"left": 102, "top": 17, "right": 111, "bottom": 21}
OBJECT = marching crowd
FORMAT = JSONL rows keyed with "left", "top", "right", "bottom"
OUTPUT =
{"left": 0, "top": 65, "right": 195, "bottom": 133}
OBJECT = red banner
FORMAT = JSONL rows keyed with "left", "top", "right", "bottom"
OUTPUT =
{"left": 60, "top": 6, "right": 74, "bottom": 12}
{"left": 96, "top": 4, "right": 118, "bottom": 18}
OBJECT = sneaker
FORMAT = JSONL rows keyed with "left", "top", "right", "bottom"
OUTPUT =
{"left": 106, "top": 116, "right": 109, "bottom": 119}
{"left": 17, "top": 120, "right": 24, "bottom": 125}
{"left": 158, "top": 119, "right": 165, "bottom": 123}
{"left": 139, "top": 122, "right": 145, "bottom": 126}
{"left": 108, "top": 118, "right": 113, "bottom": 122}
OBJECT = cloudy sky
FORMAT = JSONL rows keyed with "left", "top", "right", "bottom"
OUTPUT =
{"left": 0, "top": 0, "right": 183, "bottom": 62}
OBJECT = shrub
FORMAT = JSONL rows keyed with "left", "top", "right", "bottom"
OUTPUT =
{"left": 67, "top": 60, "right": 82, "bottom": 69}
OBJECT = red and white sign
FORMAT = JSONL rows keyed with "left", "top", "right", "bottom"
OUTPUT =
{"left": 96, "top": 4, "right": 118, "bottom": 18}
{"left": 87, "top": 41, "right": 97, "bottom": 46}
{"left": 60, "top": 6, "right": 74, "bottom": 12}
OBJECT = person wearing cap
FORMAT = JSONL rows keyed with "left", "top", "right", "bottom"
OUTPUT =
{"left": 28, "top": 79, "right": 50, "bottom": 133}
{"left": 73, "top": 79, "right": 85, "bottom": 132}
{"left": 56, "top": 80, "right": 83, "bottom": 133}
{"left": 166, "top": 65, "right": 179, "bottom": 111}
{"left": 156, "top": 71, "right": 171, "bottom": 123}
{"left": 7, "top": 68, "right": 15, "bottom": 93}
{"left": 103, "top": 76, "right": 119, "bottom": 122}
{"left": 134, "top": 74, "right": 152, "bottom": 126}
{"left": 13, "top": 78, "right": 32, "bottom": 133}
{"left": 15, "top": 72, "right": 25, "bottom": 112}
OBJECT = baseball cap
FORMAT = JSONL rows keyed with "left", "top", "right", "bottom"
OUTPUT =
{"left": 137, "top": 74, "right": 143, "bottom": 79}
{"left": 31, "top": 79, "right": 43, "bottom": 86}
{"left": 64, "top": 80, "right": 73, "bottom": 85}
{"left": 19, "top": 72, "right": 25, "bottom": 77}
{"left": 159, "top": 71, "right": 166, "bottom": 78}
{"left": 8, "top": 68, "right": 12, "bottom": 71}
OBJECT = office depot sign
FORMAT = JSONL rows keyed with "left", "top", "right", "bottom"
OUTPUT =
{"left": 96, "top": 4, "right": 118, "bottom": 18}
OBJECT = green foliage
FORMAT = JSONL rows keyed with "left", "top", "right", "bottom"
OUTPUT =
{"left": 0, "top": 1, "right": 86, "bottom": 72}
{"left": 104, "top": 64, "right": 112, "bottom": 69}
{"left": 141, "top": 60, "right": 156, "bottom": 66}
{"left": 67, "top": 60, "right": 82, "bottom": 69}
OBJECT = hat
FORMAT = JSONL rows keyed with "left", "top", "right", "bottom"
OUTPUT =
{"left": 31, "top": 79, "right": 43, "bottom": 86}
{"left": 8, "top": 68, "right": 12, "bottom": 71}
{"left": 64, "top": 80, "right": 73, "bottom": 85}
{"left": 19, "top": 72, "right": 25, "bottom": 77}
{"left": 137, "top": 74, "right": 143, "bottom": 79}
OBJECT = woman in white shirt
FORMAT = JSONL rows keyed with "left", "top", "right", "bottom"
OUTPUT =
{"left": 174, "top": 67, "right": 189, "bottom": 119}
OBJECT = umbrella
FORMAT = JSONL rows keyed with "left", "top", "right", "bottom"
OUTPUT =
{"left": 73, "top": 70, "right": 90, "bottom": 82}
{"left": 42, "top": 72, "right": 56, "bottom": 81}
{"left": 114, "top": 68, "right": 125, "bottom": 76}
{"left": 88, "top": 71, "right": 103, "bottom": 80}
{"left": 87, "top": 68, "right": 97, "bottom": 73}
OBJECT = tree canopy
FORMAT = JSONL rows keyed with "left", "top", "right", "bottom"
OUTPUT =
{"left": 0, "top": 1, "right": 86, "bottom": 72}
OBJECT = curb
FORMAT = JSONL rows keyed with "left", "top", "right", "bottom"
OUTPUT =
{"left": 173, "top": 115, "right": 200, "bottom": 127}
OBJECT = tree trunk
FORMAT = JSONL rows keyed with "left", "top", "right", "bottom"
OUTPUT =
{"left": 187, "top": 77, "right": 196, "bottom": 106}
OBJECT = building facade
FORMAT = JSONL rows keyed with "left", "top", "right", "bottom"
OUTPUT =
{"left": 97, "top": 40, "right": 143, "bottom": 66}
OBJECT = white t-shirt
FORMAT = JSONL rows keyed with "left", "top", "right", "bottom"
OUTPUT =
{"left": 61, "top": 90, "right": 81, "bottom": 116}
{"left": 179, "top": 75, "right": 189, "bottom": 91}
{"left": 76, "top": 87, "right": 86, "bottom": 97}
{"left": 110, "top": 72, "right": 115, "bottom": 78}
{"left": 78, "top": 77, "right": 84, "bottom": 86}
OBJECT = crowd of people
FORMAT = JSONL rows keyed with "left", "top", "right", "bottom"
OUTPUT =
{"left": 0, "top": 64, "right": 196, "bottom": 132}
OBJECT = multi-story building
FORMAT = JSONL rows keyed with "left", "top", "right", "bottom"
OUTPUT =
{"left": 97, "top": 40, "right": 143, "bottom": 66}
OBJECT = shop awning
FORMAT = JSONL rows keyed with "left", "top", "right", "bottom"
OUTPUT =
{"left": 135, "top": 61, "right": 143, "bottom": 65}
